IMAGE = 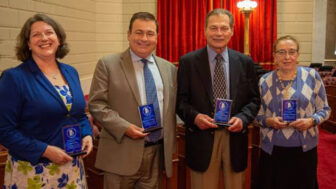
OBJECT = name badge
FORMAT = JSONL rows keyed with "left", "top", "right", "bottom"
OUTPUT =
{"left": 282, "top": 99, "right": 297, "bottom": 122}
{"left": 214, "top": 99, "right": 232, "bottom": 127}
{"left": 62, "top": 124, "right": 86, "bottom": 156}
{"left": 138, "top": 104, "right": 162, "bottom": 133}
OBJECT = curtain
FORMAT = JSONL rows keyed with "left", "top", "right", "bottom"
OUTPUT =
{"left": 157, "top": 0, "right": 210, "bottom": 63}
{"left": 157, "top": 0, "right": 277, "bottom": 69}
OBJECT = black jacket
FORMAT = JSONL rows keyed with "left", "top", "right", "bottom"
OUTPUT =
{"left": 176, "top": 47, "right": 260, "bottom": 172}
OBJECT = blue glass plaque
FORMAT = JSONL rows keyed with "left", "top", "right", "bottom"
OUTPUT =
{"left": 214, "top": 99, "right": 232, "bottom": 126}
{"left": 62, "top": 124, "right": 85, "bottom": 156}
{"left": 282, "top": 99, "right": 297, "bottom": 122}
{"left": 138, "top": 104, "right": 161, "bottom": 133}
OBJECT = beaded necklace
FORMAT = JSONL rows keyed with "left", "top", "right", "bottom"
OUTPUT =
{"left": 277, "top": 70, "right": 297, "bottom": 99}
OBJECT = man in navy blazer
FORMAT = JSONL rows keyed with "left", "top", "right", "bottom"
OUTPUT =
{"left": 177, "top": 9, "right": 260, "bottom": 189}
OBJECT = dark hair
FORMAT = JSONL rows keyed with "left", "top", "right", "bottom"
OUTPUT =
{"left": 16, "top": 13, "right": 69, "bottom": 61}
{"left": 128, "top": 12, "right": 158, "bottom": 33}
{"left": 205, "top": 9, "right": 234, "bottom": 28}
{"left": 273, "top": 35, "right": 300, "bottom": 52}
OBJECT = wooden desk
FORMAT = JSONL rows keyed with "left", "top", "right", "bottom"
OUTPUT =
{"left": 0, "top": 145, "right": 7, "bottom": 187}
{"left": 325, "top": 86, "right": 336, "bottom": 96}
{"left": 320, "top": 88, "right": 336, "bottom": 133}
{"left": 83, "top": 131, "right": 179, "bottom": 189}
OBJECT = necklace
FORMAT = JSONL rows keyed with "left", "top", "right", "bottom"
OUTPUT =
{"left": 50, "top": 73, "right": 57, "bottom": 80}
{"left": 277, "top": 70, "right": 297, "bottom": 99}
{"left": 43, "top": 72, "right": 59, "bottom": 80}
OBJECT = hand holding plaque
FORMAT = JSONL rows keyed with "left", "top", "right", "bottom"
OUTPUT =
{"left": 282, "top": 99, "right": 297, "bottom": 122}
{"left": 214, "top": 99, "right": 232, "bottom": 127}
{"left": 62, "top": 124, "right": 87, "bottom": 156}
{"left": 138, "top": 104, "right": 162, "bottom": 133}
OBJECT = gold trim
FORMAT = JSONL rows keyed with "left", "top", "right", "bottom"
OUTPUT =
{"left": 324, "top": 59, "right": 336, "bottom": 62}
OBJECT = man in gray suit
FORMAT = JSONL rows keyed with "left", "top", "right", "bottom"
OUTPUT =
{"left": 89, "top": 12, "right": 177, "bottom": 189}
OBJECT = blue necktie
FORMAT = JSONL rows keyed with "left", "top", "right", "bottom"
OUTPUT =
{"left": 141, "top": 58, "right": 161, "bottom": 142}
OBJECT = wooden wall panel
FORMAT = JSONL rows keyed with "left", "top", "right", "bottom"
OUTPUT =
{"left": 0, "top": 145, "right": 7, "bottom": 187}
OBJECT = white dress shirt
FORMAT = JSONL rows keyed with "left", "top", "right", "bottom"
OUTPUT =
{"left": 130, "top": 50, "right": 164, "bottom": 123}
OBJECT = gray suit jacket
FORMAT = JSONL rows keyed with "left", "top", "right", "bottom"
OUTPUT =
{"left": 89, "top": 49, "right": 177, "bottom": 177}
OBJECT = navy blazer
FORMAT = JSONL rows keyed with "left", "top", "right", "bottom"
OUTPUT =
{"left": 0, "top": 59, "right": 92, "bottom": 165}
{"left": 177, "top": 47, "right": 260, "bottom": 172}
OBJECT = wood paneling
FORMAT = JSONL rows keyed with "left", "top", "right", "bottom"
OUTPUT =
{"left": 320, "top": 86, "right": 336, "bottom": 133}
{"left": 83, "top": 137, "right": 104, "bottom": 189}
{"left": 0, "top": 145, "right": 7, "bottom": 187}
{"left": 83, "top": 125, "right": 179, "bottom": 189}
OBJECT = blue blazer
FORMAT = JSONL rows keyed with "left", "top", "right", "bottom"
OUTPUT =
{"left": 0, "top": 59, "right": 92, "bottom": 164}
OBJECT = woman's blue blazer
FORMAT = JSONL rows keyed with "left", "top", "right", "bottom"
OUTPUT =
{"left": 0, "top": 58, "right": 92, "bottom": 164}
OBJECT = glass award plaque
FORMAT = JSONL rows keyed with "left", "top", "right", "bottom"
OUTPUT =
{"left": 138, "top": 104, "right": 162, "bottom": 133}
{"left": 282, "top": 99, "right": 297, "bottom": 122}
{"left": 214, "top": 99, "right": 232, "bottom": 127}
{"left": 62, "top": 124, "right": 86, "bottom": 156}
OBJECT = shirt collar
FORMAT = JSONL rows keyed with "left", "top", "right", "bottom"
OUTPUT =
{"left": 129, "top": 49, "right": 155, "bottom": 64}
{"left": 206, "top": 45, "right": 228, "bottom": 63}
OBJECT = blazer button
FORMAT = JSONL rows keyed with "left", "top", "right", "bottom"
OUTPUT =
{"left": 210, "top": 112, "right": 214, "bottom": 117}
{"left": 210, "top": 131, "right": 214, "bottom": 135}
{"left": 66, "top": 114, "right": 71, "bottom": 118}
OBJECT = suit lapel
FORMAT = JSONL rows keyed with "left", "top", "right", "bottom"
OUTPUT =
{"left": 228, "top": 49, "right": 241, "bottom": 101}
{"left": 120, "top": 50, "right": 141, "bottom": 105}
{"left": 195, "top": 48, "right": 214, "bottom": 107}
{"left": 154, "top": 56, "right": 169, "bottom": 118}
{"left": 27, "top": 59, "right": 66, "bottom": 109}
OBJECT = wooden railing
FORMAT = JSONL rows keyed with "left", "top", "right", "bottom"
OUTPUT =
{"left": 0, "top": 145, "right": 7, "bottom": 186}
{"left": 320, "top": 86, "right": 336, "bottom": 133}
{"left": 175, "top": 124, "right": 260, "bottom": 189}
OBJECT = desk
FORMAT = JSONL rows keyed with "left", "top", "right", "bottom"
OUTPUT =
{"left": 0, "top": 145, "right": 7, "bottom": 186}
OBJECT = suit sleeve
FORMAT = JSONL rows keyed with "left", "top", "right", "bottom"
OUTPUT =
{"left": 233, "top": 57, "right": 261, "bottom": 129}
{"left": 176, "top": 57, "right": 200, "bottom": 127}
{"left": 0, "top": 71, "right": 48, "bottom": 164}
{"left": 88, "top": 58, "right": 132, "bottom": 143}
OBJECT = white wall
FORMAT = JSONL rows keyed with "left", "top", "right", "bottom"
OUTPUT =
{"left": 0, "top": 0, "right": 156, "bottom": 94}
{"left": 277, "top": 0, "right": 314, "bottom": 66}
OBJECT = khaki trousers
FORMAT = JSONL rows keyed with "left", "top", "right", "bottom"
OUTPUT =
{"left": 103, "top": 145, "right": 161, "bottom": 189}
{"left": 190, "top": 129, "right": 245, "bottom": 189}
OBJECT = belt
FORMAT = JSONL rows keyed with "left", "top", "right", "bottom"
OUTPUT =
{"left": 144, "top": 139, "right": 163, "bottom": 147}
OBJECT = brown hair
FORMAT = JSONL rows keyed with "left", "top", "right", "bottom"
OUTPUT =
{"left": 16, "top": 13, "right": 69, "bottom": 61}
{"left": 205, "top": 9, "right": 234, "bottom": 28}
{"left": 273, "top": 35, "right": 300, "bottom": 52}
{"left": 128, "top": 12, "right": 158, "bottom": 33}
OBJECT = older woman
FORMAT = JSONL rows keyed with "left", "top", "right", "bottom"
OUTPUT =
{"left": 0, "top": 14, "right": 93, "bottom": 188}
{"left": 257, "top": 35, "right": 331, "bottom": 189}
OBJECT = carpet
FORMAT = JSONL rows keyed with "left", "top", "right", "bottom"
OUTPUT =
{"left": 318, "top": 128, "right": 336, "bottom": 189}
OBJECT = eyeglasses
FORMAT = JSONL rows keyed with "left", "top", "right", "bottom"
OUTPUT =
{"left": 275, "top": 49, "right": 298, "bottom": 56}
